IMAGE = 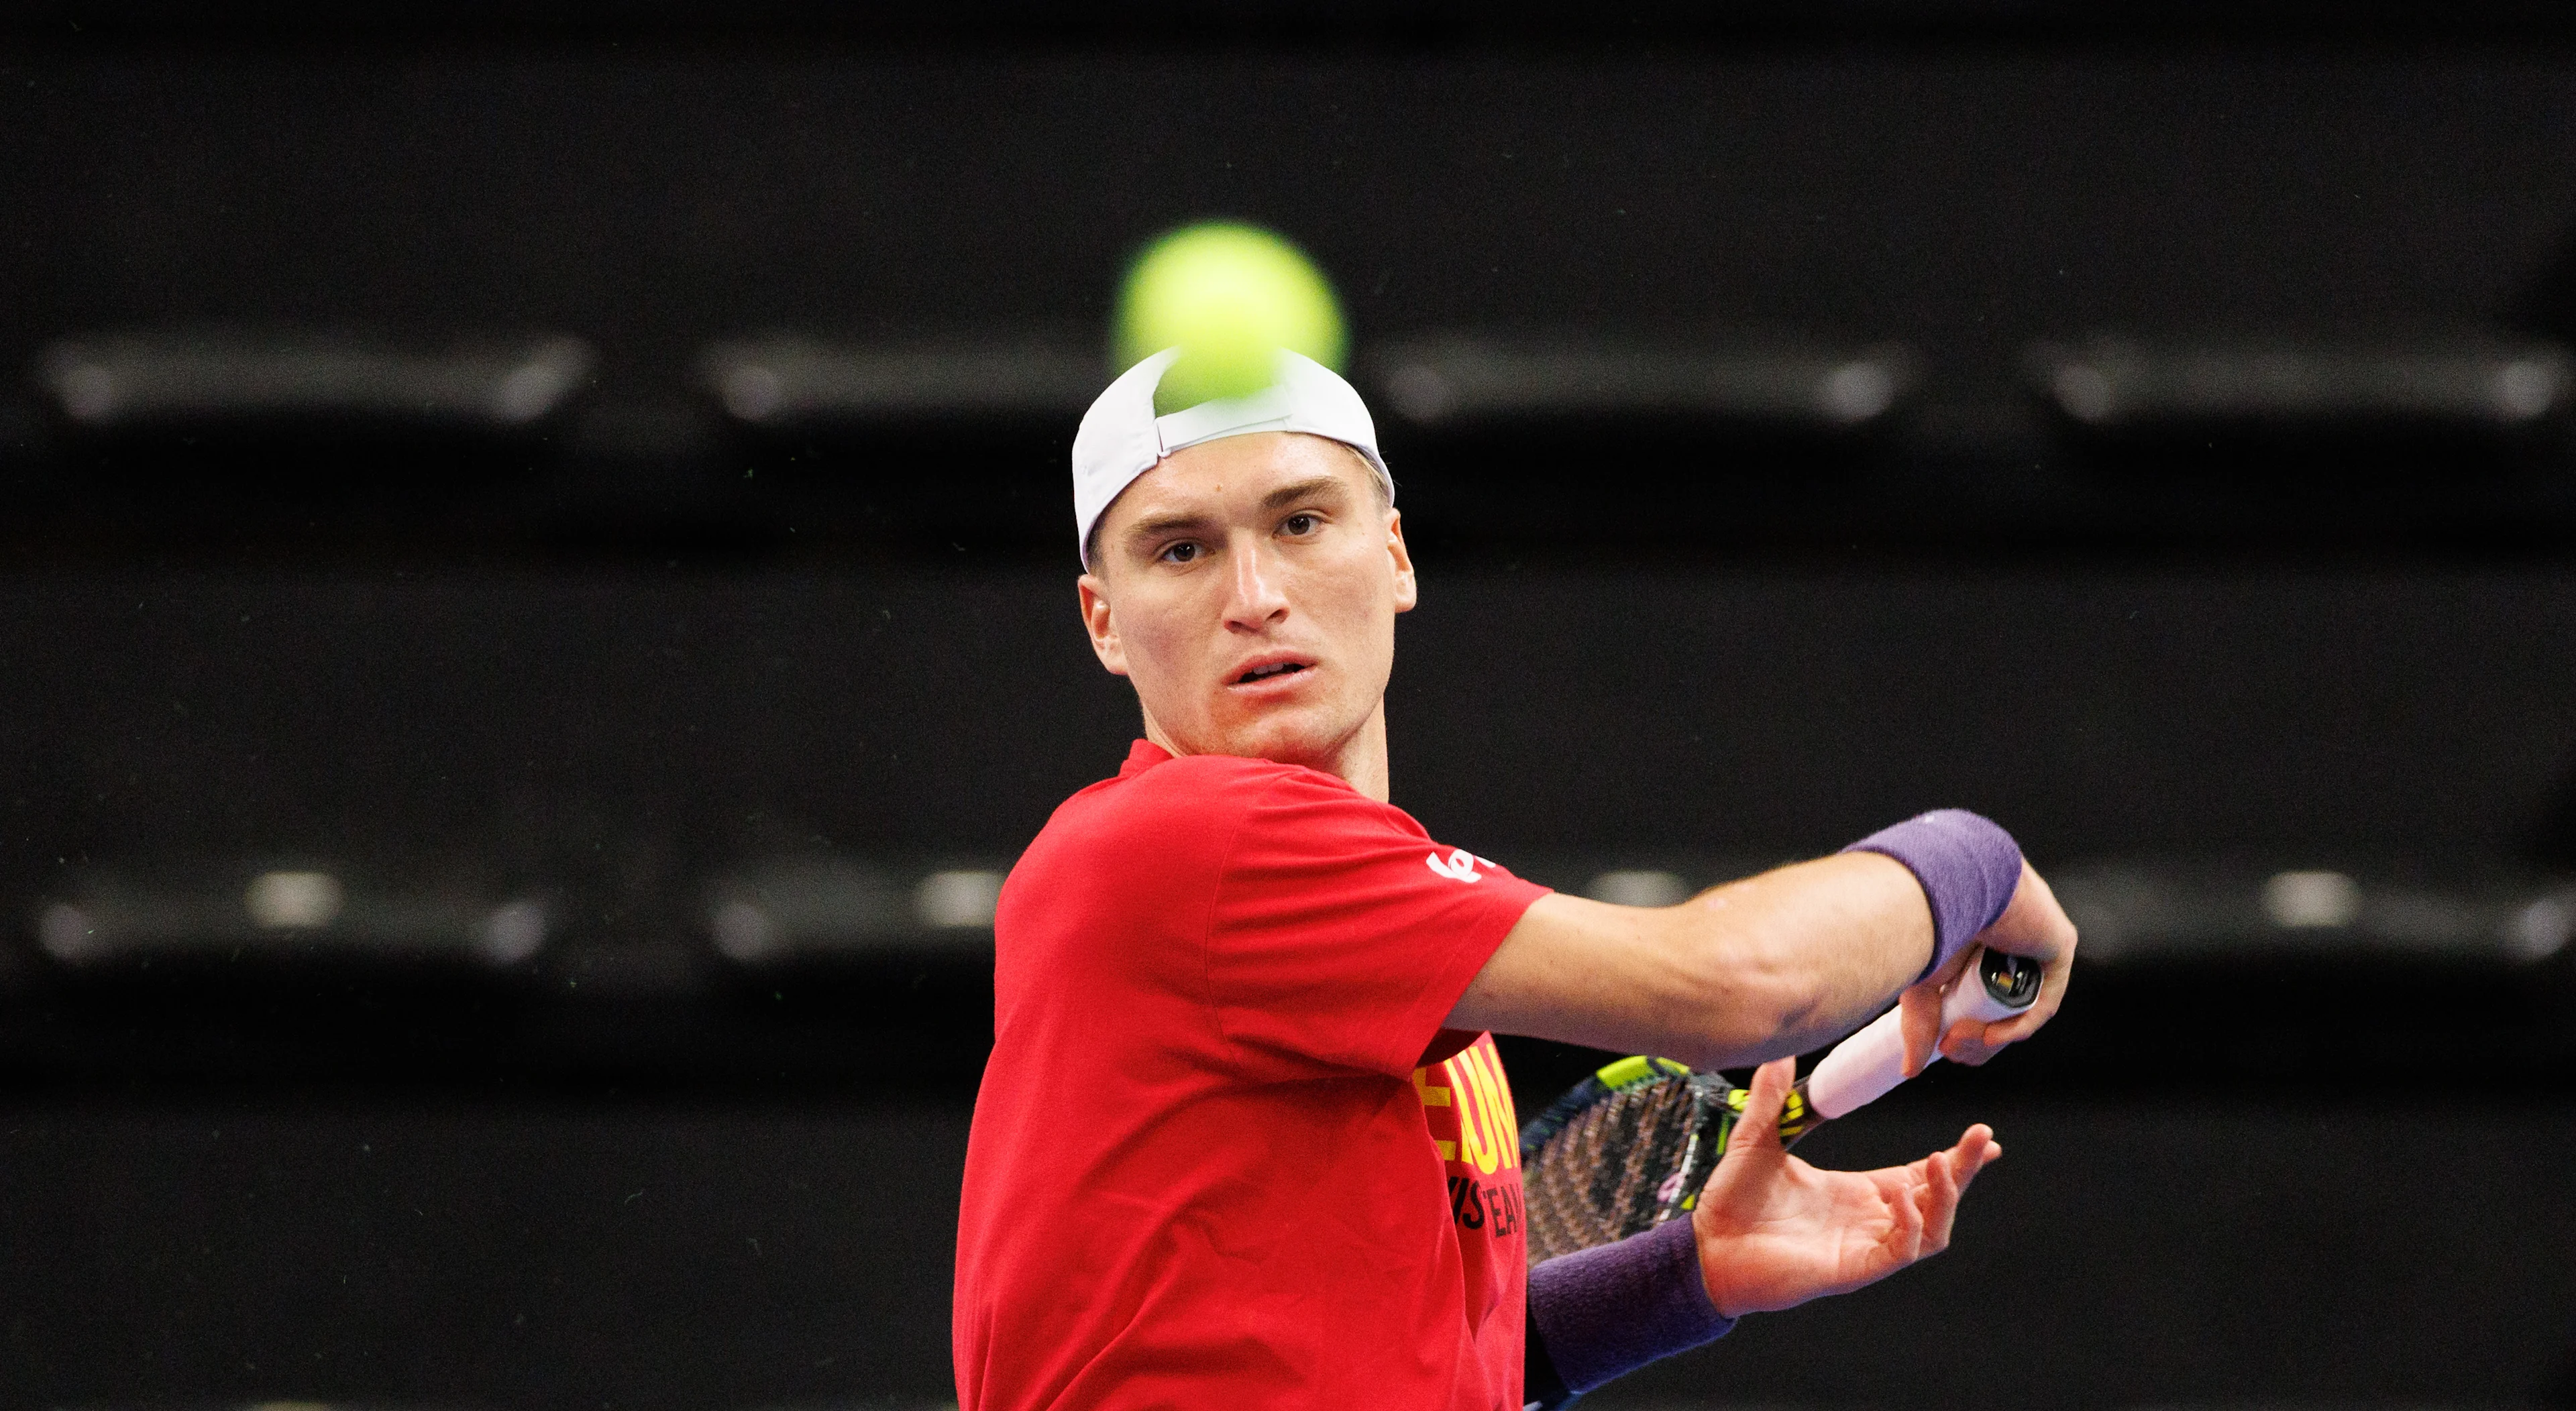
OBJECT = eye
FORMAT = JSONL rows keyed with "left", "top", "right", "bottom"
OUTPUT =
{"left": 1159, "top": 541, "right": 1201, "bottom": 565}
{"left": 1281, "top": 512, "right": 1320, "bottom": 537}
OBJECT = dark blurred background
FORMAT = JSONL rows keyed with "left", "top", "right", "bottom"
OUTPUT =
{"left": 3, "top": 3, "right": 2575, "bottom": 1408}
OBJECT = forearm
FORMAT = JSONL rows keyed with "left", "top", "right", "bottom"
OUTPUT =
{"left": 1668, "top": 852, "right": 1934, "bottom": 1065}
{"left": 1670, "top": 810, "right": 2025, "bottom": 1064}
{"left": 1454, "top": 811, "right": 2023, "bottom": 1068}
{"left": 1457, "top": 854, "right": 1928, "bottom": 1069}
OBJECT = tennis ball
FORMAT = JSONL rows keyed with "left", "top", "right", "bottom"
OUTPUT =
{"left": 1115, "top": 222, "right": 1348, "bottom": 414}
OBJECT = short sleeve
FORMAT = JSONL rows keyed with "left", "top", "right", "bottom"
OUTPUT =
{"left": 1205, "top": 769, "right": 1552, "bottom": 1079}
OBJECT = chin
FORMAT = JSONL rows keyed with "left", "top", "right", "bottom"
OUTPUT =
{"left": 1206, "top": 706, "right": 1353, "bottom": 770}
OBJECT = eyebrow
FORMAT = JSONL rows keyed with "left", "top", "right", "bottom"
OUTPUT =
{"left": 1260, "top": 475, "right": 1349, "bottom": 511}
{"left": 1122, "top": 476, "right": 1354, "bottom": 549}
{"left": 1124, "top": 510, "right": 1214, "bottom": 545}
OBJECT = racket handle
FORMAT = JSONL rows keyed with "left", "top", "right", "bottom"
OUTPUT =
{"left": 1801, "top": 946, "right": 2041, "bottom": 1121}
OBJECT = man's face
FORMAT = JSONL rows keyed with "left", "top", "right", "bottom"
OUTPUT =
{"left": 1078, "top": 432, "right": 1415, "bottom": 773}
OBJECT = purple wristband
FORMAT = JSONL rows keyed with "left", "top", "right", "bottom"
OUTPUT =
{"left": 1526, "top": 1215, "right": 1733, "bottom": 1396}
{"left": 1841, "top": 809, "right": 2023, "bottom": 982}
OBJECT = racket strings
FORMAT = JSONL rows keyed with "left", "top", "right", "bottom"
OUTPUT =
{"left": 1523, "top": 1076, "right": 1702, "bottom": 1265}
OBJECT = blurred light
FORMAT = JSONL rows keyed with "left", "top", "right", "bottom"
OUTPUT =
{"left": 2260, "top": 870, "right": 2359, "bottom": 929}
{"left": 38, "top": 335, "right": 593, "bottom": 429}
{"left": 2506, "top": 897, "right": 2573, "bottom": 961}
{"left": 245, "top": 870, "right": 343, "bottom": 929}
{"left": 916, "top": 870, "right": 1005, "bottom": 929}
{"left": 698, "top": 337, "right": 1102, "bottom": 428}
{"left": 1384, "top": 362, "right": 1455, "bottom": 424}
{"left": 54, "top": 363, "right": 118, "bottom": 422}
{"left": 476, "top": 899, "right": 548, "bottom": 966}
{"left": 1585, "top": 869, "right": 1691, "bottom": 908}
{"left": 38, "top": 902, "right": 97, "bottom": 962}
{"left": 1818, "top": 359, "right": 1898, "bottom": 423}
{"left": 2034, "top": 337, "right": 2576, "bottom": 429}
{"left": 2489, "top": 358, "right": 2563, "bottom": 420}
{"left": 720, "top": 363, "right": 786, "bottom": 422}
{"left": 2051, "top": 364, "right": 2116, "bottom": 423}
{"left": 704, "top": 858, "right": 959, "bottom": 962}
{"left": 710, "top": 897, "right": 777, "bottom": 962}
{"left": 489, "top": 347, "right": 584, "bottom": 425}
{"left": 2013, "top": 861, "right": 2571, "bottom": 964}
{"left": 1367, "top": 337, "right": 1917, "bottom": 430}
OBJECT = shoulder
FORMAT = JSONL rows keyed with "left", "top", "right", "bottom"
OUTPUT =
{"left": 1163, "top": 755, "right": 1434, "bottom": 853}
{"left": 1016, "top": 753, "right": 1420, "bottom": 885}
{"left": 1065, "top": 752, "right": 1308, "bottom": 834}
{"left": 1079, "top": 750, "right": 1393, "bottom": 817}
{"left": 1008, "top": 754, "right": 1299, "bottom": 898}
{"left": 1232, "top": 763, "right": 1433, "bottom": 844}
{"left": 1002, "top": 755, "right": 1350, "bottom": 964}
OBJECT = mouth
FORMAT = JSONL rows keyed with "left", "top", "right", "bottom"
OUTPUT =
{"left": 1232, "top": 658, "right": 1315, "bottom": 687}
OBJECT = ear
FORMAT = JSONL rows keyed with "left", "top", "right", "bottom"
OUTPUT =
{"left": 1385, "top": 508, "right": 1418, "bottom": 614}
{"left": 1077, "top": 571, "right": 1130, "bottom": 677}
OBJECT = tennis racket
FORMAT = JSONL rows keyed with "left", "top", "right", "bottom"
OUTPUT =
{"left": 1518, "top": 945, "right": 2041, "bottom": 1265}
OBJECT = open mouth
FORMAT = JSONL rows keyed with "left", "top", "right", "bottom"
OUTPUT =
{"left": 1235, "top": 661, "right": 1312, "bottom": 685}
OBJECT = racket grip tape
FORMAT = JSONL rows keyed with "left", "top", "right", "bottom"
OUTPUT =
{"left": 1801, "top": 946, "right": 2040, "bottom": 1120}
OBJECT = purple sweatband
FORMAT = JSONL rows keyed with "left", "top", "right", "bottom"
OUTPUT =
{"left": 1841, "top": 809, "right": 2024, "bottom": 982}
{"left": 1526, "top": 1215, "right": 1733, "bottom": 1396}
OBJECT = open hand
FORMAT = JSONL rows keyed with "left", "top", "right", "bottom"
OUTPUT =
{"left": 1690, "top": 1056, "right": 2001, "bottom": 1318}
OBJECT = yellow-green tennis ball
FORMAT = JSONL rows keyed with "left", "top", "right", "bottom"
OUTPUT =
{"left": 1116, "top": 222, "right": 1347, "bottom": 414}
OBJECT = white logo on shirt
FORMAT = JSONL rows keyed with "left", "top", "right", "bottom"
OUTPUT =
{"left": 1425, "top": 849, "right": 1487, "bottom": 884}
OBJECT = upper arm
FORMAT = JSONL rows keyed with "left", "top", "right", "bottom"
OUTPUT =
{"left": 1444, "top": 852, "right": 1935, "bottom": 1069}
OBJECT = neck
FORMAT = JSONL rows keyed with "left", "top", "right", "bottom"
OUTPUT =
{"left": 1140, "top": 701, "right": 1393, "bottom": 803}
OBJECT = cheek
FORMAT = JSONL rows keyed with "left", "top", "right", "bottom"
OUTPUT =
{"left": 1310, "top": 557, "right": 1399, "bottom": 655}
{"left": 1110, "top": 591, "right": 1216, "bottom": 686}
{"left": 1117, "top": 612, "right": 1185, "bottom": 673}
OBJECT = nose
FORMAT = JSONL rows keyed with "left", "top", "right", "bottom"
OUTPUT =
{"left": 1222, "top": 530, "right": 1289, "bottom": 632}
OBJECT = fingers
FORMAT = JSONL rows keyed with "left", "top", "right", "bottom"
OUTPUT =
{"left": 1896, "top": 944, "right": 1971, "bottom": 1076}
{"left": 1937, "top": 1017, "right": 1986, "bottom": 1064}
{"left": 1916, "top": 1123, "right": 1998, "bottom": 1255}
{"left": 1971, "top": 958, "right": 2068, "bottom": 1054}
{"left": 1962, "top": 861, "right": 2079, "bottom": 1056}
{"left": 1729, "top": 1056, "right": 1797, "bottom": 1153}
{"left": 1916, "top": 1145, "right": 1958, "bottom": 1254}
{"left": 1696, "top": 1056, "right": 1798, "bottom": 1258}
{"left": 1890, "top": 1156, "right": 1928, "bottom": 1254}
{"left": 1949, "top": 1123, "right": 2001, "bottom": 1188}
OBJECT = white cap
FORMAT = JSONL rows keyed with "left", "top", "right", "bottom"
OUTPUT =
{"left": 1071, "top": 346, "right": 1393, "bottom": 567}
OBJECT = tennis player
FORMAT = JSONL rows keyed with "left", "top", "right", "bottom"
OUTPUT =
{"left": 953, "top": 348, "right": 2078, "bottom": 1410}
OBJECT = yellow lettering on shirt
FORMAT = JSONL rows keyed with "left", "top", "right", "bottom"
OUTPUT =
{"left": 1457, "top": 1044, "right": 1519, "bottom": 1172}
{"left": 1489, "top": 1047, "right": 1522, "bottom": 1169}
{"left": 1452, "top": 1056, "right": 1499, "bottom": 1175}
{"left": 1411, "top": 1066, "right": 1459, "bottom": 1160}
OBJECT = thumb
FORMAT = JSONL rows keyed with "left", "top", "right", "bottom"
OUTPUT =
{"left": 1725, "top": 1056, "right": 1797, "bottom": 1157}
{"left": 1898, "top": 942, "right": 1976, "bottom": 1076}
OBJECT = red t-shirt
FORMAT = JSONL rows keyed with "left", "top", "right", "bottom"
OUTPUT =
{"left": 953, "top": 741, "right": 1553, "bottom": 1410}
